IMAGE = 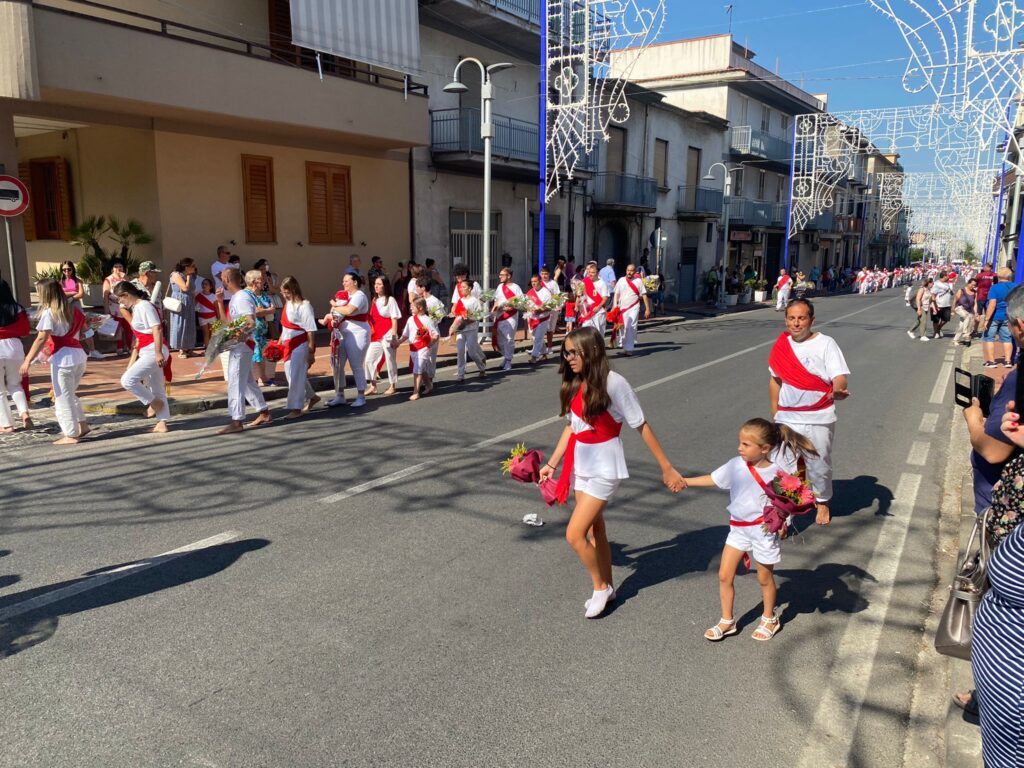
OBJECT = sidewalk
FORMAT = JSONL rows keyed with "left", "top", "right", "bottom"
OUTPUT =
{"left": 25, "top": 314, "right": 689, "bottom": 415}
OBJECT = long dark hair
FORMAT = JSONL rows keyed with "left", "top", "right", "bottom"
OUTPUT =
{"left": 373, "top": 275, "right": 393, "bottom": 300}
{"left": 0, "top": 278, "right": 23, "bottom": 326}
{"left": 60, "top": 261, "right": 79, "bottom": 282}
{"left": 559, "top": 326, "right": 611, "bottom": 422}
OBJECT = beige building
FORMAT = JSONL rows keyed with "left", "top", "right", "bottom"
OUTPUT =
{"left": 0, "top": 0, "right": 428, "bottom": 310}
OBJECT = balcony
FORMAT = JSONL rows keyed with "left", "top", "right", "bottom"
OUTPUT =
{"left": 486, "top": 0, "right": 541, "bottom": 24}
{"left": 431, "top": 107, "right": 544, "bottom": 180}
{"left": 18, "top": 1, "right": 430, "bottom": 149}
{"left": 418, "top": 0, "right": 540, "bottom": 59}
{"left": 726, "top": 197, "right": 775, "bottom": 227}
{"left": 592, "top": 173, "right": 657, "bottom": 212}
{"left": 677, "top": 185, "right": 724, "bottom": 217}
{"left": 809, "top": 212, "right": 837, "bottom": 232}
{"left": 836, "top": 215, "right": 863, "bottom": 235}
{"left": 772, "top": 203, "right": 788, "bottom": 226}
{"left": 730, "top": 126, "right": 793, "bottom": 164}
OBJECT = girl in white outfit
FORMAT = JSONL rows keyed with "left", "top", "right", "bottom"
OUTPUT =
{"left": 279, "top": 276, "right": 320, "bottom": 419}
{"left": 217, "top": 268, "right": 272, "bottom": 434}
{"left": 364, "top": 276, "right": 401, "bottom": 396}
{"left": 490, "top": 267, "right": 523, "bottom": 371}
{"left": 611, "top": 264, "right": 651, "bottom": 355}
{"left": 448, "top": 277, "right": 487, "bottom": 381}
{"left": 0, "top": 278, "right": 32, "bottom": 432}
{"left": 323, "top": 273, "right": 371, "bottom": 408}
{"left": 577, "top": 261, "right": 609, "bottom": 339}
{"left": 20, "top": 279, "right": 91, "bottom": 445}
{"left": 393, "top": 297, "right": 439, "bottom": 400}
{"left": 113, "top": 282, "right": 171, "bottom": 433}
{"left": 682, "top": 418, "right": 817, "bottom": 643}
{"left": 538, "top": 327, "right": 685, "bottom": 619}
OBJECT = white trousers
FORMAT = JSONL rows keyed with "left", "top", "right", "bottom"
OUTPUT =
{"left": 776, "top": 286, "right": 791, "bottom": 309}
{"left": 284, "top": 343, "right": 314, "bottom": 411}
{"left": 0, "top": 353, "right": 29, "bottom": 429}
{"left": 530, "top": 319, "right": 549, "bottom": 358}
{"left": 52, "top": 362, "right": 86, "bottom": 437}
{"left": 226, "top": 344, "right": 267, "bottom": 422}
{"left": 620, "top": 307, "right": 641, "bottom": 352}
{"left": 547, "top": 311, "right": 559, "bottom": 337}
{"left": 456, "top": 330, "right": 486, "bottom": 377}
{"left": 332, "top": 326, "right": 369, "bottom": 395}
{"left": 780, "top": 421, "right": 835, "bottom": 503}
{"left": 496, "top": 316, "right": 518, "bottom": 365}
{"left": 582, "top": 310, "right": 606, "bottom": 339}
{"left": 121, "top": 354, "right": 170, "bottom": 421}
{"left": 410, "top": 346, "right": 434, "bottom": 377}
{"left": 364, "top": 338, "right": 398, "bottom": 386}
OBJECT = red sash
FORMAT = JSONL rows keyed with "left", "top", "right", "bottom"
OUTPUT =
{"left": 553, "top": 385, "right": 623, "bottom": 505}
{"left": 453, "top": 297, "right": 467, "bottom": 318}
{"left": 527, "top": 288, "right": 549, "bottom": 330}
{"left": 621, "top": 278, "right": 642, "bottom": 312}
{"left": 196, "top": 293, "right": 217, "bottom": 319}
{"left": 370, "top": 300, "right": 393, "bottom": 343}
{"left": 281, "top": 304, "right": 308, "bottom": 362}
{"left": 132, "top": 326, "right": 173, "bottom": 383}
{"left": 768, "top": 332, "right": 833, "bottom": 412}
{"left": 410, "top": 315, "right": 431, "bottom": 352}
{"left": 776, "top": 275, "right": 791, "bottom": 290}
{"left": 51, "top": 309, "right": 86, "bottom": 352}
{"left": 576, "top": 278, "right": 604, "bottom": 324}
{"left": 0, "top": 311, "right": 29, "bottom": 339}
{"left": 492, "top": 284, "right": 518, "bottom": 351}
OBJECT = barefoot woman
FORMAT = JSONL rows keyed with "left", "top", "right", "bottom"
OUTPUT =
{"left": 538, "top": 327, "right": 685, "bottom": 618}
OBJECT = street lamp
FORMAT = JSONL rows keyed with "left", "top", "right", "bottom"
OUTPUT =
{"left": 444, "top": 59, "right": 514, "bottom": 292}
{"left": 704, "top": 162, "right": 733, "bottom": 308}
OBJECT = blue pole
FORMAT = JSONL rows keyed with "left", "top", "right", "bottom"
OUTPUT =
{"left": 538, "top": 1, "right": 547, "bottom": 275}
{"left": 994, "top": 160, "right": 1008, "bottom": 268}
{"left": 783, "top": 116, "right": 798, "bottom": 270}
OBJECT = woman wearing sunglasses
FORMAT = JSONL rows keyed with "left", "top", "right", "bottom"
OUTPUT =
{"left": 537, "top": 326, "right": 685, "bottom": 619}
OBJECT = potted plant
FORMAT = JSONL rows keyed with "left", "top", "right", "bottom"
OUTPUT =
{"left": 753, "top": 279, "right": 768, "bottom": 302}
{"left": 68, "top": 215, "right": 152, "bottom": 304}
{"left": 738, "top": 278, "right": 757, "bottom": 304}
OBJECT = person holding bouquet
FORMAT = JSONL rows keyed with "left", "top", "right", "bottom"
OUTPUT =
{"left": 364, "top": 276, "right": 401, "bottom": 396}
{"left": 448, "top": 276, "right": 487, "bottom": 381}
{"left": 489, "top": 268, "right": 523, "bottom": 372}
{"left": 541, "top": 265, "right": 561, "bottom": 353}
{"left": 680, "top": 418, "right": 818, "bottom": 642}
{"left": 323, "top": 272, "right": 371, "bottom": 408}
{"left": 611, "top": 264, "right": 651, "bottom": 355}
{"left": 393, "top": 297, "right": 439, "bottom": 401}
{"left": 415, "top": 277, "right": 445, "bottom": 383}
{"left": 20, "top": 280, "right": 91, "bottom": 445}
{"left": 525, "top": 274, "right": 553, "bottom": 364}
{"left": 537, "top": 327, "right": 685, "bottom": 619}
{"left": 217, "top": 269, "right": 271, "bottom": 434}
{"left": 278, "top": 276, "right": 319, "bottom": 419}
{"left": 576, "top": 261, "right": 610, "bottom": 341}
{"left": 0, "top": 277, "right": 32, "bottom": 432}
{"left": 112, "top": 282, "right": 171, "bottom": 433}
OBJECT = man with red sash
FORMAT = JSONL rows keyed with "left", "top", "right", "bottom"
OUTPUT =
{"left": 610, "top": 264, "right": 651, "bottom": 354}
{"left": 769, "top": 298, "right": 850, "bottom": 525}
{"left": 489, "top": 267, "right": 523, "bottom": 372}
{"left": 541, "top": 265, "right": 561, "bottom": 354}
{"left": 448, "top": 277, "right": 486, "bottom": 381}
{"left": 774, "top": 269, "right": 792, "bottom": 311}
{"left": 576, "top": 261, "right": 609, "bottom": 340}
{"left": 525, "top": 274, "right": 552, "bottom": 363}
{"left": 218, "top": 268, "right": 271, "bottom": 434}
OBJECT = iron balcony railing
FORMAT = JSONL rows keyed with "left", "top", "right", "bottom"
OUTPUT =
{"left": 726, "top": 197, "right": 775, "bottom": 226}
{"left": 730, "top": 126, "right": 793, "bottom": 163}
{"left": 809, "top": 212, "right": 836, "bottom": 231}
{"left": 593, "top": 173, "right": 658, "bottom": 210}
{"left": 677, "top": 185, "right": 724, "bottom": 215}
{"left": 431, "top": 108, "right": 539, "bottom": 164}
{"left": 772, "top": 203, "right": 788, "bottom": 226}
{"left": 484, "top": 0, "right": 540, "bottom": 24}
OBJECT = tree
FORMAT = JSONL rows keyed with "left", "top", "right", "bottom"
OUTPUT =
{"left": 68, "top": 215, "right": 153, "bottom": 284}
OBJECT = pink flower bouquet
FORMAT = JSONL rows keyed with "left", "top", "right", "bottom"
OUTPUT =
{"left": 501, "top": 443, "right": 546, "bottom": 484}
{"left": 761, "top": 470, "right": 817, "bottom": 535}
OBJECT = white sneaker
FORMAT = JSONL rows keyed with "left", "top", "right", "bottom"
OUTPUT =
{"left": 88, "top": 350, "right": 105, "bottom": 360}
{"left": 326, "top": 395, "right": 347, "bottom": 407}
{"left": 351, "top": 395, "right": 366, "bottom": 408}
{"left": 919, "top": 336, "right": 930, "bottom": 342}
{"left": 906, "top": 330, "right": 916, "bottom": 339}
{"left": 501, "top": 362, "right": 512, "bottom": 372}
{"left": 455, "top": 375, "right": 465, "bottom": 382}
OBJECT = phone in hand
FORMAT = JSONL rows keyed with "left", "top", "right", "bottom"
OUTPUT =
{"left": 954, "top": 367, "right": 994, "bottom": 417}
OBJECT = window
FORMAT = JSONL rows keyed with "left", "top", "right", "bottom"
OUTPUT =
{"left": 242, "top": 155, "right": 276, "bottom": 243}
{"left": 606, "top": 126, "right": 626, "bottom": 174}
{"left": 780, "top": 114, "right": 792, "bottom": 137}
{"left": 738, "top": 96, "right": 749, "bottom": 125}
{"left": 761, "top": 106, "right": 771, "bottom": 133}
{"left": 776, "top": 176, "right": 786, "bottom": 203}
{"left": 306, "top": 162, "right": 352, "bottom": 244}
{"left": 449, "top": 209, "right": 501, "bottom": 279}
{"left": 687, "top": 146, "right": 702, "bottom": 188}
{"left": 757, "top": 169, "right": 766, "bottom": 200}
{"left": 730, "top": 168, "right": 744, "bottom": 197}
{"left": 654, "top": 139, "right": 669, "bottom": 189}
{"left": 18, "top": 158, "right": 73, "bottom": 241}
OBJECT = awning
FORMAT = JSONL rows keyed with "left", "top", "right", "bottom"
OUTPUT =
{"left": 289, "top": 0, "right": 421, "bottom": 73}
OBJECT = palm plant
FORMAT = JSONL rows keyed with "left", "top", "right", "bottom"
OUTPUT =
{"left": 68, "top": 215, "right": 151, "bottom": 284}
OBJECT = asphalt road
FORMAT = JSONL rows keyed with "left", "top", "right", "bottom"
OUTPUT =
{"left": 0, "top": 291, "right": 957, "bottom": 768}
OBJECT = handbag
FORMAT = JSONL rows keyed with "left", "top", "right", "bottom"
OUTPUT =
{"left": 163, "top": 276, "right": 183, "bottom": 314}
{"left": 935, "top": 508, "right": 992, "bottom": 660}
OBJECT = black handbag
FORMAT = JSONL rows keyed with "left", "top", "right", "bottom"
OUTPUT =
{"left": 935, "top": 508, "right": 992, "bottom": 660}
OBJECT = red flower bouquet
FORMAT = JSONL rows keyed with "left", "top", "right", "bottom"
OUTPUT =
{"left": 262, "top": 340, "right": 285, "bottom": 363}
{"left": 761, "top": 470, "right": 816, "bottom": 535}
{"left": 502, "top": 444, "right": 561, "bottom": 505}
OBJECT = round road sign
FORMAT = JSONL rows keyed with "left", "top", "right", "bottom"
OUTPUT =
{"left": 0, "top": 175, "right": 29, "bottom": 217}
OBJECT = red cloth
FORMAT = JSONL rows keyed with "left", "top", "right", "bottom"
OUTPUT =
{"left": 132, "top": 328, "right": 173, "bottom": 383}
{"left": 370, "top": 300, "right": 394, "bottom": 343}
{"left": 553, "top": 384, "right": 623, "bottom": 505}
{"left": 492, "top": 284, "right": 517, "bottom": 351}
{"left": 410, "top": 314, "right": 431, "bottom": 352}
{"left": 281, "top": 304, "right": 308, "bottom": 362}
{"left": 196, "top": 293, "right": 218, "bottom": 319}
{"left": 768, "top": 332, "right": 833, "bottom": 412}
{"left": 0, "top": 311, "right": 29, "bottom": 339}
{"left": 526, "top": 288, "right": 549, "bottom": 330}
{"left": 576, "top": 278, "right": 603, "bottom": 324}
{"left": 50, "top": 309, "right": 86, "bottom": 352}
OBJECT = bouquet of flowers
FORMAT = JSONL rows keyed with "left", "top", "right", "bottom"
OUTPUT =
{"left": 760, "top": 470, "right": 817, "bottom": 535}
{"left": 428, "top": 305, "right": 447, "bottom": 324}
{"left": 478, "top": 289, "right": 496, "bottom": 304}
{"left": 503, "top": 295, "right": 534, "bottom": 313}
{"left": 571, "top": 279, "right": 586, "bottom": 298}
{"left": 502, "top": 443, "right": 559, "bottom": 506}
{"left": 195, "top": 318, "right": 252, "bottom": 379}
{"left": 540, "top": 295, "right": 565, "bottom": 313}
{"left": 262, "top": 339, "right": 285, "bottom": 363}
{"left": 642, "top": 276, "right": 660, "bottom": 292}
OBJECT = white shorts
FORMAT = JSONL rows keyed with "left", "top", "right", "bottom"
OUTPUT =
{"left": 198, "top": 316, "right": 216, "bottom": 327}
{"left": 573, "top": 475, "right": 620, "bottom": 502}
{"left": 725, "top": 524, "right": 781, "bottom": 565}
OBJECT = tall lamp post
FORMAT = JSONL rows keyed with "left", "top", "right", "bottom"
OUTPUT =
{"left": 704, "top": 162, "right": 733, "bottom": 309}
{"left": 444, "top": 59, "right": 514, "bottom": 292}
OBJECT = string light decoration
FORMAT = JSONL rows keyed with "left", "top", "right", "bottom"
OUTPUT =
{"left": 545, "top": 0, "right": 666, "bottom": 201}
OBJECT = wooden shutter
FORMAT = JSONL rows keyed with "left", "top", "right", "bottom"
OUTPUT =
{"left": 54, "top": 158, "right": 73, "bottom": 240}
{"left": 306, "top": 162, "right": 352, "bottom": 245}
{"left": 17, "top": 162, "right": 36, "bottom": 242}
{"left": 268, "top": 0, "right": 298, "bottom": 64}
{"left": 242, "top": 155, "right": 276, "bottom": 243}
{"left": 654, "top": 139, "right": 668, "bottom": 188}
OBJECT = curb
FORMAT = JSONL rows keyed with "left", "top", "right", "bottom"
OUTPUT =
{"left": 82, "top": 315, "right": 689, "bottom": 416}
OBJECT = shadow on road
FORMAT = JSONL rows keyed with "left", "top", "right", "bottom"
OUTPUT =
{"left": 736, "top": 561, "right": 875, "bottom": 630}
{"left": 0, "top": 538, "right": 269, "bottom": 660}
{"left": 831, "top": 476, "right": 895, "bottom": 518}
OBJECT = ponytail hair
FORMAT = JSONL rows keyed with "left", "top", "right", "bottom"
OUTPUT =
{"left": 741, "top": 418, "right": 819, "bottom": 460}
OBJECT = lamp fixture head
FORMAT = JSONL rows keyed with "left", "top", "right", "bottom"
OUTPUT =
{"left": 443, "top": 80, "right": 469, "bottom": 94}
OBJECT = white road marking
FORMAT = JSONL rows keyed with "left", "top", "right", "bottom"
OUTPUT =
{"left": 796, "top": 473, "right": 923, "bottom": 768}
{"left": 906, "top": 441, "right": 930, "bottom": 466}
{"left": 320, "top": 298, "right": 899, "bottom": 504}
{"left": 0, "top": 531, "right": 240, "bottom": 623}
{"left": 929, "top": 361, "right": 954, "bottom": 404}
{"left": 918, "top": 413, "right": 939, "bottom": 433}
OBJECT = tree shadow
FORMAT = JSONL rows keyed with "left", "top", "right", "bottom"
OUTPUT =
{"left": 736, "top": 561, "right": 875, "bottom": 630}
{"left": 0, "top": 538, "right": 269, "bottom": 660}
{"left": 831, "top": 476, "right": 895, "bottom": 518}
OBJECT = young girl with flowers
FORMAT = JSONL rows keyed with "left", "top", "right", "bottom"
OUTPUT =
{"left": 392, "top": 297, "right": 438, "bottom": 401}
{"left": 681, "top": 418, "right": 817, "bottom": 642}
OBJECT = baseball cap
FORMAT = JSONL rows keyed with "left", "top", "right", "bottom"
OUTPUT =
{"left": 138, "top": 261, "right": 160, "bottom": 273}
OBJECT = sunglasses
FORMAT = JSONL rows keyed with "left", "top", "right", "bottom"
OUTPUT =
{"left": 563, "top": 348, "right": 580, "bottom": 360}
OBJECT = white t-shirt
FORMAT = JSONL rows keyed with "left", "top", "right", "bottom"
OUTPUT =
{"left": 583, "top": 278, "right": 609, "bottom": 313}
{"left": 424, "top": 295, "right": 445, "bottom": 316}
{"left": 403, "top": 314, "right": 439, "bottom": 345}
{"left": 569, "top": 371, "right": 645, "bottom": 480}
{"left": 373, "top": 296, "right": 401, "bottom": 339}
{"left": 36, "top": 308, "right": 88, "bottom": 368}
{"left": 451, "top": 282, "right": 482, "bottom": 305}
{"left": 527, "top": 285, "right": 552, "bottom": 317}
{"left": 338, "top": 290, "right": 370, "bottom": 330}
{"left": 494, "top": 282, "right": 524, "bottom": 311}
{"left": 453, "top": 296, "right": 483, "bottom": 334}
{"left": 130, "top": 300, "right": 168, "bottom": 358}
{"left": 543, "top": 279, "right": 561, "bottom": 297}
{"left": 228, "top": 289, "right": 257, "bottom": 322}
{"left": 770, "top": 333, "right": 850, "bottom": 426}
{"left": 614, "top": 277, "right": 647, "bottom": 309}
{"left": 931, "top": 281, "right": 953, "bottom": 308}
{"left": 211, "top": 261, "right": 229, "bottom": 292}
{"left": 281, "top": 300, "right": 317, "bottom": 343}
{"left": 711, "top": 453, "right": 798, "bottom": 523}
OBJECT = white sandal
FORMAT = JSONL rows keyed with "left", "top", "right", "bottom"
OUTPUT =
{"left": 704, "top": 618, "right": 737, "bottom": 641}
{"left": 752, "top": 615, "right": 781, "bottom": 642}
